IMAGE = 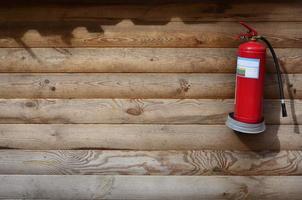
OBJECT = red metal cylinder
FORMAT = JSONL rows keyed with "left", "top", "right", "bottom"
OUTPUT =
{"left": 234, "top": 40, "right": 266, "bottom": 123}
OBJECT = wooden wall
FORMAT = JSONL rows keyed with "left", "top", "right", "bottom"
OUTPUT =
{"left": 0, "top": 0, "right": 302, "bottom": 199}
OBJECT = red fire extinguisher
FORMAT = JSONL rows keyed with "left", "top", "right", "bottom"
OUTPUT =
{"left": 226, "top": 22, "right": 287, "bottom": 134}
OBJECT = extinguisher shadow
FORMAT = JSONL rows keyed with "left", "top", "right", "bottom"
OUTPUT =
{"left": 234, "top": 127, "right": 281, "bottom": 152}
{"left": 282, "top": 71, "right": 300, "bottom": 135}
{"left": 233, "top": 68, "right": 300, "bottom": 153}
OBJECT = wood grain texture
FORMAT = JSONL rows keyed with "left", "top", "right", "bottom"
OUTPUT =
{"left": 0, "top": 22, "right": 301, "bottom": 48}
{"left": 0, "top": 150, "right": 302, "bottom": 175}
{"left": 0, "top": 73, "right": 299, "bottom": 99}
{"left": 1, "top": 175, "right": 302, "bottom": 200}
{"left": 0, "top": 99, "right": 300, "bottom": 125}
{"left": 0, "top": 124, "right": 301, "bottom": 150}
{"left": 0, "top": 48, "right": 300, "bottom": 73}
{"left": 1, "top": 1, "right": 302, "bottom": 22}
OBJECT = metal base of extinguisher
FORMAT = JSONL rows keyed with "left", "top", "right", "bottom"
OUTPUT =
{"left": 226, "top": 113, "right": 265, "bottom": 134}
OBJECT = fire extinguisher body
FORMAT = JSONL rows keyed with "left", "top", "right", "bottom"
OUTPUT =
{"left": 234, "top": 41, "right": 266, "bottom": 124}
{"left": 226, "top": 21, "right": 287, "bottom": 134}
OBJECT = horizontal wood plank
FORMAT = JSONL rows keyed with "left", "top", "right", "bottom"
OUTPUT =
{"left": 0, "top": 124, "right": 301, "bottom": 150}
{"left": 0, "top": 150, "right": 302, "bottom": 175}
{"left": 0, "top": 22, "right": 301, "bottom": 48}
{"left": 1, "top": 1, "right": 302, "bottom": 22}
{"left": 0, "top": 175, "right": 302, "bottom": 199}
{"left": 0, "top": 48, "right": 300, "bottom": 73}
{"left": 0, "top": 73, "right": 299, "bottom": 99}
{"left": 0, "top": 99, "right": 300, "bottom": 125}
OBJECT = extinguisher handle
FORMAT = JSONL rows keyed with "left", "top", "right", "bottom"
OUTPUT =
{"left": 237, "top": 21, "right": 258, "bottom": 40}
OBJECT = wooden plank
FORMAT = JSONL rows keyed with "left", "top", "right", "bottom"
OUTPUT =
{"left": 0, "top": 99, "right": 300, "bottom": 125}
{"left": 0, "top": 150, "right": 302, "bottom": 175}
{"left": 1, "top": 1, "right": 302, "bottom": 22}
{"left": 0, "top": 124, "right": 301, "bottom": 150}
{"left": 0, "top": 73, "right": 299, "bottom": 99}
{"left": 0, "top": 175, "right": 302, "bottom": 199}
{"left": 0, "top": 22, "right": 301, "bottom": 48}
{"left": 0, "top": 48, "right": 300, "bottom": 73}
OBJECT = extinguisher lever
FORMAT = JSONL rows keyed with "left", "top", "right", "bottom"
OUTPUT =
{"left": 237, "top": 21, "right": 258, "bottom": 40}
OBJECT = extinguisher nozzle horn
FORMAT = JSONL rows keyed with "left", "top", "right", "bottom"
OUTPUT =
{"left": 281, "top": 101, "right": 287, "bottom": 117}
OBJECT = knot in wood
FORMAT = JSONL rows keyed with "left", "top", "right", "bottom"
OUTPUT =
{"left": 126, "top": 107, "right": 143, "bottom": 116}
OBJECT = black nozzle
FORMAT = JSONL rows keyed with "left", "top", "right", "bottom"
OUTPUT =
{"left": 281, "top": 102, "right": 287, "bottom": 117}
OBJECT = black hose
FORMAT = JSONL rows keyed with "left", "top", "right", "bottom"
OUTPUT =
{"left": 259, "top": 36, "right": 287, "bottom": 117}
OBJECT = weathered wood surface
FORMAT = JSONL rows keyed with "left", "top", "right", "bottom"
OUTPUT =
{"left": 0, "top": 150, "right": 302, "bottom": 175}
{"left": 1, "top": 1, "right": 302, "bottom": 22}
{"left": 0, "top": 48, "right": 300, "bottom": 73}
{"left": 0, "top": 73, "right": 299, "bottom": 99}
{"left": 0, "top": 124, "right": 301, "bottom": 150}
{"left": 0, "top": 175, "right": 302, "bottom": 199}
{"left": 0, "top": 22, "right": 301, "bottom": 48}
{"left": 0, "top": 99, "right": 300, "bottom": 125}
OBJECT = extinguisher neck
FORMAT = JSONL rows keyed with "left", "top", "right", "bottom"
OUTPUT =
{"left": 250, "top": 36, "right": 258, "bottom": 41}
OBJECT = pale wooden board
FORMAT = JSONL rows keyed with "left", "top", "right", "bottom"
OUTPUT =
{"left": 0, "top": 150, "right": 302, "bottom": 176}
{"left": 0, "top": 73, "right": 299, "bottom": 99}
{"left": 0, "top": 99, "right": 300, "bottom": 125}
{"left": 0, "top": 124, "right": 301, "bottom": 150}
{"left": 1, "top": 1, "right": 301, "bottom": 22}
{"left": 0, "top": 22, "right": 301, "bottom": 48}
{"left": 0, "top": 48, "right": 300, "bottom": 73}
{"left": 0, "top": 175, "right": 301, "bottom": 199}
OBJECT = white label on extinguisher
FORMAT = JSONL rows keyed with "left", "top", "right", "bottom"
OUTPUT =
{"left": 237, "top": 57, "right": 260, "bottom": 79}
